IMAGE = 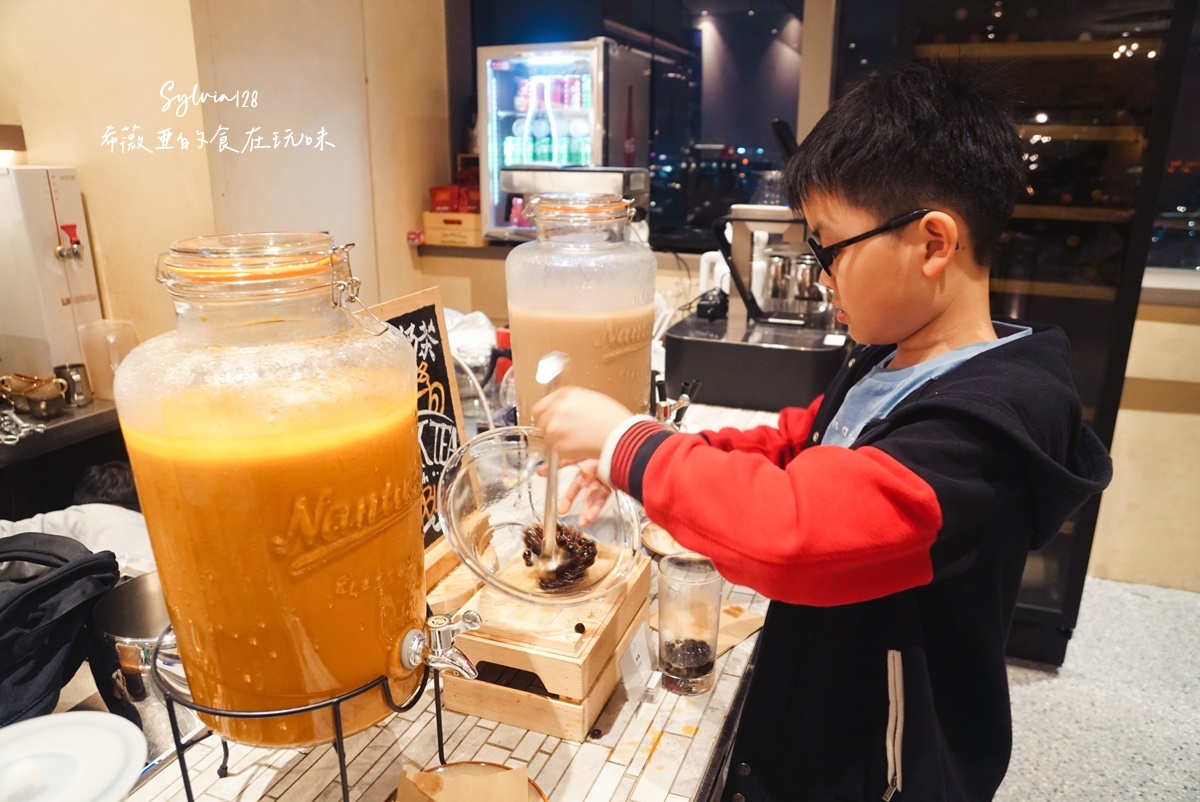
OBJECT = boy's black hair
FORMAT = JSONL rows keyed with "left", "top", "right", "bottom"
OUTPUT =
{"left": 784, "top": 60, "right": 1025, "bottom": 268}
{"left": 72, "top": 460, "right": 141, "bottom": 512}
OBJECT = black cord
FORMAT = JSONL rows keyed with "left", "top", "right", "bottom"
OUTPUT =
{"left": 433, "top": 669, "right": 447, "bottom": 765}
{"left": 677, "top": 292, "right": 703, "bottom": 313}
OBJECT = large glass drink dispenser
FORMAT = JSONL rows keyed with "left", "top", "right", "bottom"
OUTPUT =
{"left": 505, "top": 194, "right": 657, "bottom": 423}
{"left": 113, "top": 234, "right": 425, "bottom": 747}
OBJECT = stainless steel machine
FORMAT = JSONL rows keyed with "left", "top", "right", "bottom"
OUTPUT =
{"left": 663, "top": 204, "right": 850, "bottom": 411}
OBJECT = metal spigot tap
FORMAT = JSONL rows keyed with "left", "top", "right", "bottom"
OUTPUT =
{"left": 400, "top": 611, "right": 483, "bottom": 679}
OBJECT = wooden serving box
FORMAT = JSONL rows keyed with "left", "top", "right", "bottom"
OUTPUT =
{"left": 422, "top": 211, "right": 485, "bottom": 247}
{"left": 429, "top": 552, "right": 652, "bottom": 742}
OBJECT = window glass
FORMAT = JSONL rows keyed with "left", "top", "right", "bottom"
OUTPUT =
{"left": 1147, "top": 8, "right": 1200, "bottom": 269}
{"left": 649, "top": 1, "right": 804, "bottom": 252}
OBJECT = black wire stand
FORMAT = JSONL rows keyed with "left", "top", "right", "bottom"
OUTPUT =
{"left": 150, "top": 626, "right": 452, "bottom": 802}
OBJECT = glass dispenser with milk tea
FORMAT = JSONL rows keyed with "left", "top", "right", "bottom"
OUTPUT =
{"left": 505, "top": 193, "right": 657, "bottom": 422}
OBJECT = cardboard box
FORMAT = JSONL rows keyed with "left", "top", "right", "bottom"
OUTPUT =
{"left": 459, "top": 186, "right": 481, "bottom": 213}
{"left": 423, "top": 211, "right": 485, "bottom": 248}
{"left": 429, "top": 185, "right": 461, "bottom": 212}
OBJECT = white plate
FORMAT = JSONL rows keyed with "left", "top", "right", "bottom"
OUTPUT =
{"left": 0, "top": 711, "right": 146, "bottom": 802}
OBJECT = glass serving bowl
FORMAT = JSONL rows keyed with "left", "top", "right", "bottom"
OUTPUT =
{"left": 437, "top": 426, "right": 640, "bottom": 606}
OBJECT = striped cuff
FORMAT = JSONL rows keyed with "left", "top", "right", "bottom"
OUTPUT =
{"left": 598, "top": 415, "right": 655, "bottom": 486}
{"left": 602, "top": 418, "right": 675, "bottom": 503}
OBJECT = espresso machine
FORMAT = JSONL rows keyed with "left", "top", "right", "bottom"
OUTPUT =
{"left": 663, "top": 204, "right": 850, "bottom": 411}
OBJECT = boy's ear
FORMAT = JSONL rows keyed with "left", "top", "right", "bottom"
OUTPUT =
{"left": 918, "top": 211, "right": 959, "bottom": 279}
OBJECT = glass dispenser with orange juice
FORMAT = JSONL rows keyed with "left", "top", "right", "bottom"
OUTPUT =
{"left": 113, "top": 233, "right": 425, "bottom": 747}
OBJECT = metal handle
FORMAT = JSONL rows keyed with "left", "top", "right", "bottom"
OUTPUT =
{"left": 400, "top": 611, "right": 483, "bottom": 680}
{"left": 330, "top": 242, "right": 390, "bottom": 336}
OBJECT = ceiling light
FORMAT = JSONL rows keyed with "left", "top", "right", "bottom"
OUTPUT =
{"left": 1034, "top": 113, "right": 1048, "bottom": 123}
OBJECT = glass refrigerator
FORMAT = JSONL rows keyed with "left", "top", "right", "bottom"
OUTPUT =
{"left": 477, "top": 37, "right": 650, "bottom": 240}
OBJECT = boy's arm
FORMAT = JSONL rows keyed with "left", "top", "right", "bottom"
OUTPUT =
{"left": 612, "top": 412, "right": 1026, "bottom": 607}
{"left": 695, "top": 395, "right": 824, "bottom": 465}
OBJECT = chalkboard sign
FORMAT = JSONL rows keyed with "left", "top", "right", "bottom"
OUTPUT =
{"left": 370, "top": 289, "right": 466, "bottom": 549}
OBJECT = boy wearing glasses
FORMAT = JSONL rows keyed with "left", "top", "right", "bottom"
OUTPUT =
{"left": 533, "top": 62, "right": 1111, "bottom": 801}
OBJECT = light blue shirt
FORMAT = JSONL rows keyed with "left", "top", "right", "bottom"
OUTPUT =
{"left": 822, "top": 322, "right": 1033, "bottom": 447}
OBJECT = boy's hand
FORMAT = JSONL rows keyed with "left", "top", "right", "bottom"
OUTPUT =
{"left": 532, "top": 386, "right": 632, "bottom": 463}
{"left": 557, "top": 459, "right": 612, "bottom": 528}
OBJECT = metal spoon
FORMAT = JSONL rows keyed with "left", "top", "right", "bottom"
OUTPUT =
{"left": 535, "top": 351, "right": 569, "bottom": 574}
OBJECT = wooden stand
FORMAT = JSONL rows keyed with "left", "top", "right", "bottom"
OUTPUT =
{"left": 434, "top": 553, "right": 652, "bottom": 742}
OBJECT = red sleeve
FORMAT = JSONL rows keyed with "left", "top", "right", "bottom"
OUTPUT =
{"left": 697, "top": 395, "right": 824, "bottom": 466}
{"left": 617, "top": 435, "right": 942, "bottom": 607}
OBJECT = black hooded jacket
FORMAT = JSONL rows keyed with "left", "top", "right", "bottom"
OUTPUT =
{"left": 605, "top": 323, "right": 1112, "bottom": 801}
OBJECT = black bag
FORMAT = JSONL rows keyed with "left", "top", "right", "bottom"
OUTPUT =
{"left": 0, "top": 532, "right": 119, "bottom": 726}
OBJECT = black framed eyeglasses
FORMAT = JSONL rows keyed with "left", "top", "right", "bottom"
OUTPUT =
{"left": 806, "top": 208, "right": 934, "bottom": 276}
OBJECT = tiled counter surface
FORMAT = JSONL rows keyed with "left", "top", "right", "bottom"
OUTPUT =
{"left": 126, "top": 404, "right": 779, "bottom": 802}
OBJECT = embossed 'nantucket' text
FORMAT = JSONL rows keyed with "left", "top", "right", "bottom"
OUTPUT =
{"left": 275, "top": 473, "right": 421, "bottom": 575}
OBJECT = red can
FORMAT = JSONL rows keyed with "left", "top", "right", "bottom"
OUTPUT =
{"left": 514, "top": 78, "right": 530, "bottom": 113}
{"left": 565, "top": 76, "right": 582, "bottom": 109}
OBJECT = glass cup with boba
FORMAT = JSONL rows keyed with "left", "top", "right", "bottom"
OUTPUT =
{"left": 657, "top": 552, "right": 723, "bottom": 695}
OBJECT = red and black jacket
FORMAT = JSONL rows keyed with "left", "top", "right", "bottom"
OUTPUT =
{"left": 609, "top": 323, "right": 1112, "bottom": 801}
